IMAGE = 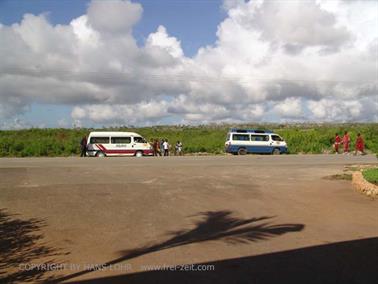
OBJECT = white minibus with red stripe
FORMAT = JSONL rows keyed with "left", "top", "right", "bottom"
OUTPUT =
{"left": 86, "top": 132, "right": 153, "bottom": 157}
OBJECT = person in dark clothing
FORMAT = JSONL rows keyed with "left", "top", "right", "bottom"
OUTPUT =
{"left": 160, "top": 139, "right": 165, "bottom": 156}
{"left": 153, "top": 139, "right": 161, "bottom": 156}
{"left": 80, "top": 136, "right": 87, "bottom": 157}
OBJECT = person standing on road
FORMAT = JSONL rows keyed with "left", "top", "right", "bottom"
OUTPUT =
{"left": 175, "top": 141, "right": 183, "bottom": 156}
{"left": 160, "top": 139, "right": 165, "bottom": 156}
{"left": 80, "top": 136, "right": 87, "bottom": 157}
{"left": 163, "top": 139, "right": 170, "bottom": 156}
{"left": 333, "top": 133, "right": 341, "bottom": 154}
{"left": 153, "top": 139, "right": 161, "bottom": 156}
{"left": 354, "top": 133, "right": 366, "bottom": 155}
{"left": 342, "top": 131, "right": 350, "bottom": 154}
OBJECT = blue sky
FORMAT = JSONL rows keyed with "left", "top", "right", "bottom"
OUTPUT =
{"left": 0, "top": 0, "right": 376, "bottom": 128}
{"left": 0, "top": 0, "right": 225, "bottom": 56}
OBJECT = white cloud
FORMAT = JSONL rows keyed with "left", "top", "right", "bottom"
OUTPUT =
{"left": 87, "top": 0, "right": 142, "bottom": 34}
{"left": 250, "top": 0, "right": 352, "bottom": 52}
{"left": 72, "top": 100, "right": 169, "bottom": 125}
{"left": 0, "top": 0, "right": 377, "bottom": 128}
{"left": 70, "top": 15, "right": 100, "bottom": 47}
{"left": 146, "top": 25, "right": 184, "bottom": 58}
{"left": 273, "top": 97, "right": 304, "bottom": 118}
{"left": 307, "top": 99, "right": 362, "bottom": 121}
{"left": 307, "top": 97, "right": 377, "bottom": 122}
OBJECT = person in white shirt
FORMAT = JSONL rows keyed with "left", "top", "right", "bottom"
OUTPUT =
{"left": 163, "top": 139, "right": 170, "bottom": 156}
{"left": 175, "top": 141, "right": 183, "bottom": 156}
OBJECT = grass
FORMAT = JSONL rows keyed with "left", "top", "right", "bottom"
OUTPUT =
{"left": 0, "top": 123, "right": 377, "bottom": 157}
{"left": 362, "top": 168, "right": 378, "bottom": 185}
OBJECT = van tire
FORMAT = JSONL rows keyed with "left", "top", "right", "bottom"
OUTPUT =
{"left": 238, "top": 148, "right": 247, "bottom": 155}
{"left": 135, "top": 151, "right": 143, "bottom": 158}
{"left": 272, "top": 148, "right": 281, "bottom": 155}
{"left": 96, "top": 151, "right": 106, "bottom": 157}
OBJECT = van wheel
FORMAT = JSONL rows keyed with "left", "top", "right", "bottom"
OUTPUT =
{"left": 272, "top": 148, "right": 281, "bottom": 155}
{"left": 238, "top": 148, "right": 247, "bottom": 155}
{"left": 135, "top": 151, "right": 143, "bottom": 158}
{"left": 96, "top": 151, "right": 106, "bottom": 157}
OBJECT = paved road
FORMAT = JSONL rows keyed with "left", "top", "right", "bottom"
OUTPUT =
{"left": 0, "top": 155, "right": 377, "bottom": 283}
{"left": 1, "top": 153, "right": 376, "bottom": 167}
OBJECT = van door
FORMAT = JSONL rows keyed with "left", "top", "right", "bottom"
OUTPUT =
{"left": 270, "top": 135, "right": 285, "bottom": 153}
{"left": 250, "top": 134, "right": 271, "bottom": 153}
{"left": 230, "top": 134, "right": 250, "bottom": 154}
{"left": 132, "top": 136, "right": 149, "bottom": 155}
{"left": 88, "top": 136, "right": 110, "bottom": 156}
{"left": 108, "top": 136, "right": 133, "bottom": 156}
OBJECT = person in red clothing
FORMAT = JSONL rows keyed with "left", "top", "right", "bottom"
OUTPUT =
{"left": 354, "top": 133, "right": 366, "bottom": 155}
{"left": 153, "top": 139, "right": 161, "bottom": 156}
{"left": 342, "top": 131, "right": 350, "bottom": 154}
{"left": 333, "top": 133, "right": 341, "bottom": 154}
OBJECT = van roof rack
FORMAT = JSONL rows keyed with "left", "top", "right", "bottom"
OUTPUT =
{"left": 229, "top": 128, "right": 273, "bottom": 134}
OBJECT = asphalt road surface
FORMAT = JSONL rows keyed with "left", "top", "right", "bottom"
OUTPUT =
{"left": 1, "top": 155, "right": 377, "bottom": 283}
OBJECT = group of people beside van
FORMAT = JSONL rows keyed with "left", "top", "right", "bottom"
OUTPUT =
{"left": 333, "top": 131, "right": 365, "bottom": 155}
{"left": 151, "top": 139, "right": 183, "bottom": 156}
{"left": 79, "top": 135, "right": 183, "bottom": 157}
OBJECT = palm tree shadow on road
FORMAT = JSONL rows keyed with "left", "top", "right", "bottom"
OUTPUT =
{"left": 55, "top": 210, "right": 304, "bottom": 283}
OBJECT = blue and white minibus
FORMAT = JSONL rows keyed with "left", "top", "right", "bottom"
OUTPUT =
{"left": 225, "top": 129, "right": 288, "bottom": 155}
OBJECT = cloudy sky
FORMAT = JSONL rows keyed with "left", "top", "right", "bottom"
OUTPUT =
{"left": 0, "top": 0, "right": 377, "bottom": 129}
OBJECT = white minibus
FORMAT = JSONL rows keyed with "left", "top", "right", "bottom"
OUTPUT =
{"left": 86, "top": 131, "right": 153, "bottom": 157}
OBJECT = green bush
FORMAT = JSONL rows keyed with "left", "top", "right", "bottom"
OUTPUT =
{"left": 362, "top": 168, "right": 378, "bottom": 185}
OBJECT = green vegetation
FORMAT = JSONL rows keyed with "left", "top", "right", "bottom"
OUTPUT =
{"left": 0, "top": 123, "right": 377, "bottom": 157}
{"left": 362, "top": 168, "right": 378, "bottom": 185}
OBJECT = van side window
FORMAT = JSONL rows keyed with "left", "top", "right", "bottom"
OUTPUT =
{"left": 134, "top": 137, "right": 147, "bottom": 143}
{"left": 251, "top": 135, "right": 269, "bottom": 141}
{"left": 271, "top": 135, "right": 283, "bottom": 141}
{"left": 90, "top": 137, "right": 110, "bottom": 144}
{"left": 232, "top": 134, "right": 250, "bottom": 141}
{"left": 111, "top": 137, "right": 131, "bottom": 144}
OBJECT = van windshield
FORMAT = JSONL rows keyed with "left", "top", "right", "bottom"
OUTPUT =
{"left": 134, "top": 137, "right": 147, "bottom": 143}
{"left": 271, "top": 135, "right": 283, "bottom": 141}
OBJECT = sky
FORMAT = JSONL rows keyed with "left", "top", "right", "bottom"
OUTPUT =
{"left": 0, "top": 0, "right": 377, "bottom": 129}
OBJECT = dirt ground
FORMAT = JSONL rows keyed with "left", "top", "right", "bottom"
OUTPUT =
{"left": 1, "top": 155, "right": 377, "bottom": 283}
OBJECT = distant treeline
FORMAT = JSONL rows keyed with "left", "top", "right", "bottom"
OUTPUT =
{"left": 0, "top": 123, "right": 377, "bottom": 157}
